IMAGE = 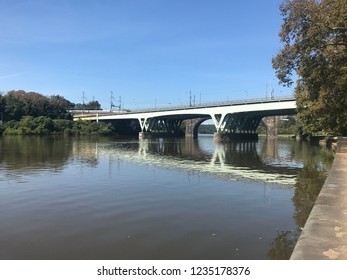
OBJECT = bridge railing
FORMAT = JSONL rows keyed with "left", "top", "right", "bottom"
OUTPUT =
{"left": 74, "top": 95, "right": 296, "bottom": 117}
{"left": 123, "top": 95, "right": 296, "bottom": 114}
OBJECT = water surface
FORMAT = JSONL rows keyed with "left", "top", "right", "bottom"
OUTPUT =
{"left": 0, "top": 135, "right": 334, "bottom": 259}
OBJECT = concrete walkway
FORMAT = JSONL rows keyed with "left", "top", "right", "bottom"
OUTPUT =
{"left": 291, "top": 138, "right": 347, "bottom": 259}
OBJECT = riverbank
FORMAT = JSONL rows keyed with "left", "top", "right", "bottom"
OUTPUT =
{"left": 290, "top": 137, "right": 347, "bottom": 259}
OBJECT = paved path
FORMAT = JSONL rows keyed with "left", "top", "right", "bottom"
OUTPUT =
{"left": 291, "top": 138, "right": 347, "bottom": 259}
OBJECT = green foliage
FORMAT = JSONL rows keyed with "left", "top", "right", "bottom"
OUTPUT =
{"left": 74, "top": 101, "right": 101, "bottom": 110}
{"left": 67, "top": 120, "right": 114, "bottom": 135}
{"left": 257, "top": 118, "right": 298, "bottom": 135}
{"left": 273, "top": 0, "right": 347, "bottom": 136}
{"left": 198, "top": 124, "right": 216, "bottom": 134}
{"left": 0, "top": 90, "right": 103, "bottom": 122}
{"left": 1, "top": 90, "right": 72, "bottom": 121}
{"left": 53, "top": 119, "right": 73, "bottom": 132}
{"left": 48, "top": 95, "right": 74, "bottom": 119}
{"left": 278, "top": 118, "right": 297, "bottom": 135}
{"left": 0, "top": 93, "right": 5, "bottom": 121}
{"left": 3, "top": 116, "right": 114, "bottom": 136}
{"left": 0, "top": 90, "right": 108, "bottom": 135}
{"left": 3, "top": 91, "right": 26, "bottom": 121}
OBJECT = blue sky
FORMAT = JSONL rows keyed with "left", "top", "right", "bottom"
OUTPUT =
{"left": 0, "top": 0, "right": 294, "bottom": 110}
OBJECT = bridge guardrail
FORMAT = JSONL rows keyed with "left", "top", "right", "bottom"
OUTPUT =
{"left": 124, "top": 95, "right": 296, "bottom": 114}
{"left": 73, "top": 96, "right": 296, "bottom": 118}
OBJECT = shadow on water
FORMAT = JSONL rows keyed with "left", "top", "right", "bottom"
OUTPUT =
{"left": 0, "top": 135, "right": 334, "bottom": 259}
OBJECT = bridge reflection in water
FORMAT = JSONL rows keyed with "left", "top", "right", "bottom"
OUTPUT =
{"left": 87, "top": 136, "right": 301, "bottom": 185}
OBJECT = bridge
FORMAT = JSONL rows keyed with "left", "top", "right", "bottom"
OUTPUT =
{"left": 74, "top": 96, "right": 297, "bottom": 140}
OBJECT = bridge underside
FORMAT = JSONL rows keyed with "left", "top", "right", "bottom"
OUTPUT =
{"left": 211, "top": 109, "right": 296, "bottom": 141}
{"left": 103, "top": 108, "right": 296, "bottom": 140}
{"left": 138, "top": 114, "right": 208, "bottom": 138}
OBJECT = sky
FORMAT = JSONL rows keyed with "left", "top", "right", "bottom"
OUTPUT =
{"left": 0, "top": 0, "right": 294, "bottom": 110}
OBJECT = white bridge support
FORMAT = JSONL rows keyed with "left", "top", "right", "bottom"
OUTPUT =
{"left": 212, "top": 112, "right": 263, "bottom": 134}
{"left": 74, "top": 97, "right": 297, "bottom": 140}
{"left": 138, "top": 117, "right": 184, "bottom": 138}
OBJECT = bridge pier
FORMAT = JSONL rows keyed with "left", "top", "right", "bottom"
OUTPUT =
{"left": 263, "top": 116, "right": 279, "bottom": 138}
{"left": 185, "top": 118, "right": 210, "bottom": 139}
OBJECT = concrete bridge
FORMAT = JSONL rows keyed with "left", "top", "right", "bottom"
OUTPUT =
{"left": 74, "top": 96, "right": 296, "bottom": 140}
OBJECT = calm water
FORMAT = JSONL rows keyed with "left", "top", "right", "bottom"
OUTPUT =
{"left": 0, "top": 135, "right": 334, "bottom": 260}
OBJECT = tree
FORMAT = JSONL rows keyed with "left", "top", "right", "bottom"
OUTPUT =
{"left": 2, "top": 90, "right": 74, "bottom": 121}
{"left": 273, "top": 0, "right": 347, "bottom": 135}
{"left": 85, "top": 100, "right": 101, "bottom": 110}
{"left": 1, "top": 90, "right": 103, "bottom": 122}
{"left": 4, "top": 91, "right": 26, "bottom": 121}
{"left": 74, "top": 100, "right": 101, "bottom": 110}
{"left": 0, "top": 93, "right": 5, "bottom": 123}
{"left": 48, "top": 95, "right": 74, "bottom": 119}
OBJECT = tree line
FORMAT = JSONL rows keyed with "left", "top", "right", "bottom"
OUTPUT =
{"left": 273, "top": 0, "right": 347, "bottom": 136}
{"left": 0, "top": 90, "right": 101, "bottom": 122}
{"left": 0, "top": 90, "right": 113, "bottom": 135}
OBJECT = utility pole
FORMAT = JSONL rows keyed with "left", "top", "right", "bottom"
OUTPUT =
{"left": 82, "top": 91, "right": 86, "bottom": 111}
{"left": 82, "top": 91, "right": 86, "bottom": 106}
{"left": 110, "top": 91, "right": 115, "bottom": 111}
{"left": 189, "top": 91, "right": 192, "bottom": 106}
{"left": 118, "top": 96, "right": 122, "bottom": 111}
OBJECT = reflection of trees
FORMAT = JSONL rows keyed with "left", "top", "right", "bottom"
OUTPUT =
{"left": 267, "top": 142, "right": 334, "bottom": 259}
{"left": 292, "top": 145, "right": 334, "bottom": 228}
{"left": 0, "top": 135, "right": 118, "bottom": 177}
{"left": 0, "top": 136, "right": 72, "bottom": 173}
{"left": 267, "top": 230, "right": 298, "bottom": 260}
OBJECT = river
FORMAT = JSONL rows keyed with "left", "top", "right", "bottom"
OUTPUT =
{"left": 0, "top": 135, "right": 334, "bottom": 259}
